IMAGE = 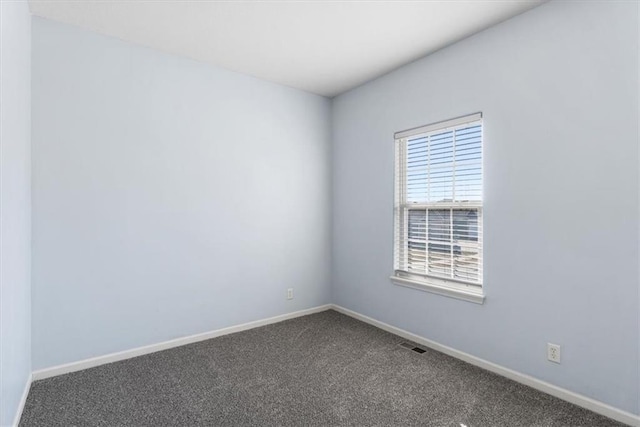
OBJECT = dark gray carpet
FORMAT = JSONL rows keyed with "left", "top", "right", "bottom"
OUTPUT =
{"left": 21, "top": 310, "right": 624, "bottom": 426}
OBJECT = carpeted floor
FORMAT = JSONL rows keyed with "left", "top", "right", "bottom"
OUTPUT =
{"left": 20, "top": 310, "right": 624, "bottom": 426}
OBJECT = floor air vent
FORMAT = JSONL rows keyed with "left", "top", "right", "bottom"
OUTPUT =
{"left": 399, "top": 342, "right": 427, "bottom": 354}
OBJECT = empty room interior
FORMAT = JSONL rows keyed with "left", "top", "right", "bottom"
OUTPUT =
{"left": 1, "top": 0, "right": 639, "bottom": 426}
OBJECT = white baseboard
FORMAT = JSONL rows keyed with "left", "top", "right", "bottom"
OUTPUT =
{"left": 330, "top": 304, "right": 640, "bottom": 427}
{"left": 32, "top": 304, "right": 332, "bottom": 381}
{"left": 12, "top": 372, "right": 32, "bottom": 427}
{"left": 27, "top": 303, "right": 640, "bottom": 426}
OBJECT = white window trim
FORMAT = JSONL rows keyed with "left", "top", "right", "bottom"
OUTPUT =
{"left": 392, "top": 112, "right": 485, "bottom": 304}
{"left": 394, "top": 112, "right": 482, "bottom": 140}
{"left": 390, "top": 274, "right": 485, "bottom": 304}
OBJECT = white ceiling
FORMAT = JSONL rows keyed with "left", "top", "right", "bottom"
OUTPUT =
{"left": 29, "top": 0, "right": 544, "bottom": 97}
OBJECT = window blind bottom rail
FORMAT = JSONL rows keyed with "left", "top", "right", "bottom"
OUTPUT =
{"left": 394, "top": 270, "right": 482, "bottom": 287}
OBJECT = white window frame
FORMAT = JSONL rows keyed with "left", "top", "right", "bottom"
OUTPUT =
{"left": 391, "top": 112, "right": 485, "bottom": 304}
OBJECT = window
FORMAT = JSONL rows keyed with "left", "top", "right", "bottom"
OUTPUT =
{"left": 392, "top": 113, "right": 484, "bottom": 304}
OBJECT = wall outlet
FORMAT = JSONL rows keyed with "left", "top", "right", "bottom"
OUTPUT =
{"left": 547, "top": 343, "right": 561, "bottom": 363}
{"left": 286, "top": 288, "right": 294, "bottom": 300}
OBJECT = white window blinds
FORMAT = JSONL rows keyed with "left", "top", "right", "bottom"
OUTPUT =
{"left": 394, "top": 113, "right": 483, "bottom": 288}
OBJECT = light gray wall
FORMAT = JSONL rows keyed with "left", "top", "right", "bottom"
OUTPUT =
{"left": 332, "top": 0, "right": 639, "bottom": 415}
{"left": 0, "top": 0, "right": 32, "bottom": 425}
{"left": 32, "top": 17, "right": 332, "bottom": 370}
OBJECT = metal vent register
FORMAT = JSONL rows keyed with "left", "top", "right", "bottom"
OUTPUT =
{"left": 399, "top": 342, "right": 427, "bottom": 354}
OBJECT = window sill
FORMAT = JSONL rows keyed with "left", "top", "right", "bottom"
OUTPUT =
{"left": 390, "top": 275, "right": 485, "bottom": 304}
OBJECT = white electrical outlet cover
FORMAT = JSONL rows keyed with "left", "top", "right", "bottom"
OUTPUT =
{"left": 547, "top": 343, "right": 561, "bottom": 363}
